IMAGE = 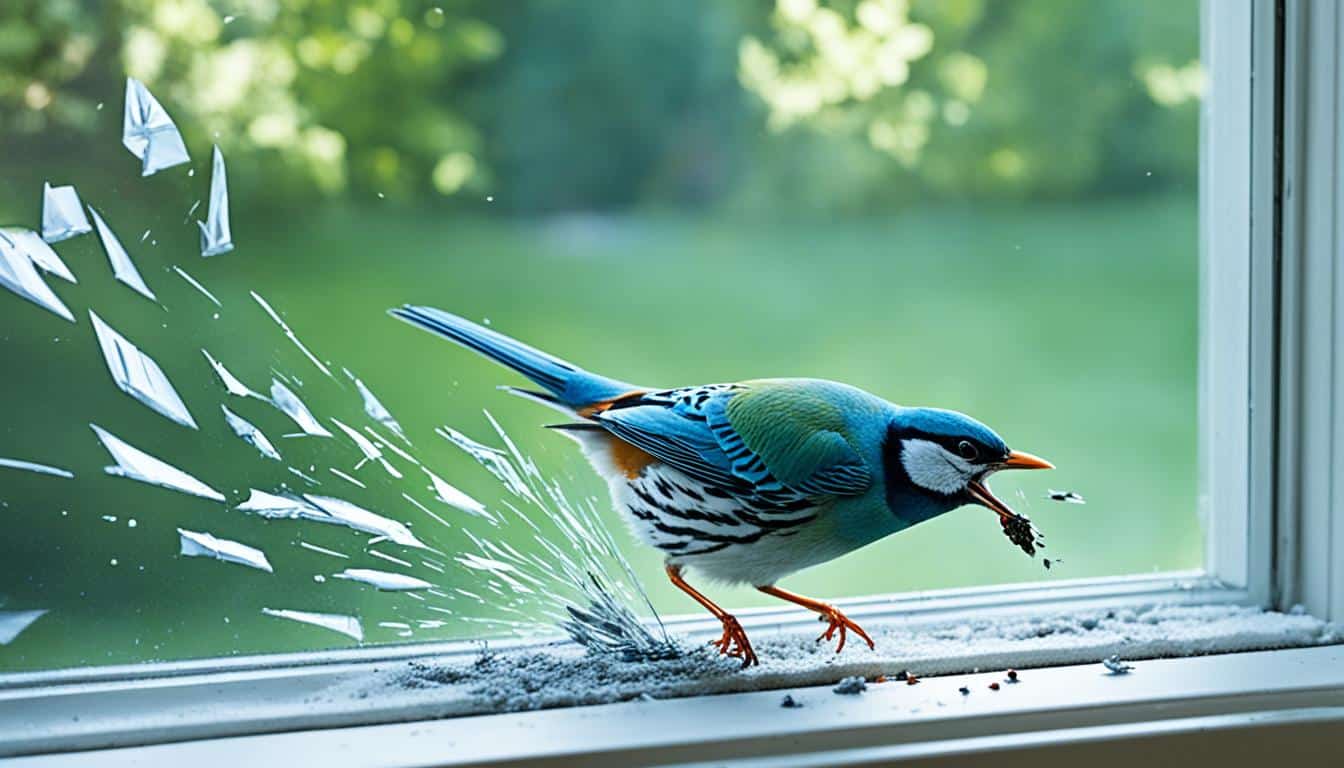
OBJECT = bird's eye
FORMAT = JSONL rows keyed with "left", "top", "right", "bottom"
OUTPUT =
{"left": 956, "top": 440, "right": 979, "bottom": 461}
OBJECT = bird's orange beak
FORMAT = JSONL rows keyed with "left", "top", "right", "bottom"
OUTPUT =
{"left": 966, "top": 450, "right": 1054, "bottom": 522}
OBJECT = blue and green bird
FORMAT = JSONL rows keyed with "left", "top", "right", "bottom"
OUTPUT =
{"left": 392, "top": 306, "right": 1054, "bottom": 666}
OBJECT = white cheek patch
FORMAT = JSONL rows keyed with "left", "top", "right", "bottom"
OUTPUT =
{"left": 901, "top": 439, "right": 974, "bottom": 494}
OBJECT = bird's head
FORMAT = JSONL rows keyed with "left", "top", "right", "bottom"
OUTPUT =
{"left": 883, "top": 407, "right": 1053, "bottom": 526}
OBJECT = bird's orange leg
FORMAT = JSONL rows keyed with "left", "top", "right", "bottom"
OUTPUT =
{"left": 665, "top": 564, "right": 757, "bottom": 667}
{"left": 757, "top": 585, "right": 875, "bottom": 654}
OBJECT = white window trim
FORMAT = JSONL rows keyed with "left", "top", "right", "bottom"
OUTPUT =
{"left": 8, "top": 0, "right": 1344, "bottom": 763}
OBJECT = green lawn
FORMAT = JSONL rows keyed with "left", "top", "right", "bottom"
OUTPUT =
{"left": 0, "top": 195, "right": 1199, "bottom": 671}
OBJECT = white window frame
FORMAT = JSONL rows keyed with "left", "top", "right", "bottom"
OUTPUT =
{"left": 7, "top": 1, "right": 1344, "bottom": 762}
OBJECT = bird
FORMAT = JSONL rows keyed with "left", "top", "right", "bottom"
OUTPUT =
{"left": 391, "top": 306, "right": 1053, "bottom": 667}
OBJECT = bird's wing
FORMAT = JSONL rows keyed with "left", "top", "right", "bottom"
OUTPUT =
{"left": 592, "top": 381, "right": 872, "bottom": 500}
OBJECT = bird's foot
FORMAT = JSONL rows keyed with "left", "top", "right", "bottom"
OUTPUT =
{"left": 814, "top": 605, "right": 875, "bottom": 654}
{"left": 710, "top": 614, "right": 758, "bottom": 668}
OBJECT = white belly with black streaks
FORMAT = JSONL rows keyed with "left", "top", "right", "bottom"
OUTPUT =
{"left": 567, "top": 430, "right": 827, "bottom": 586}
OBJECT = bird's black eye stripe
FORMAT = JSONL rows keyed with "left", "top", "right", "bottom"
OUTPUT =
{"left": 956, "top": 440, "right": 979, "bottom": 461}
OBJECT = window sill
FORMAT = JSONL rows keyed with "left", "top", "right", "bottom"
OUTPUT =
{"left": 8, "top": 645, "right": 1344, "bottom": 767}
{"left": 2, "top": 573, "right": 1339, "bottom": 763}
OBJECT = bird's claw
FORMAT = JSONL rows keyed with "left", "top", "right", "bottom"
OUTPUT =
{"left": 814, "top": 605, "right": 875, "bottom": 654}
{"left": 710, "top": 614, "right": 758, "bottom": 668}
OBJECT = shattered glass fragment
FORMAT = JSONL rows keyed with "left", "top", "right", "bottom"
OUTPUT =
{"left": 178, "top": 528, "right": 273, "bottom": 572}
{"left": 268, "top": 379, "right": 332, "bottom": 437}
{"left": 0, "top": 457, "right": 74, "bottom": 478}
{"left": 251, "top": 292, "right": 332, "bottom": 378}
{"left": 2, "top": 227, "right": 76, "bottom": 283}
{"left": 344, "top": 370, "right": 408, "bottom": 444}
{"left": 198, "top": 145, "right": 233, "bottom": 256}
{"left": 202, "top": 349, "right": 262, "bottom": 399}
{"left": 261, "top": 608, "right": 362, "bottom": 641}
{"left": 424, "top": 468, "right": 493, "bottom": 522}
{"left": 91, "top": 424, "right": 225, "bottom": 501}
{"left": 40, "top": 183, "right": 92, "bottom": 243}
{"left": 235, "top": 489, "right": 429, "bottom": 549}
{"left": 0, "top": 229, "right": 75, "bottom": 322}
{"left": 88, "top": 206, "right": 156, "bottom": 302}
{"left": 402, "top": 492, "right": 452, "bottom": 529}
{"left": 172, "top": 265, "right": 222, "bottom": 307}
{"left": 367, "top": 549, "right": 413, "bottom": 568}
{"left": 298, "top": 541, "right": 349, "bottom": 559}
{"left": 331, "top": 418, "right": 401, "bottom": 477}
{"left": 332, "top": 568, "right": 433, "bottom": 591}
{"left": 90, "top": 311, "right": 198, "bottom": 428}
{"left": 287, "top": 467, "right": 321, "bottom": 486}
{"left": 122, "top": 77, "right": 190, "bottom": 176}
{"left": 329, "top": 467, "right": 366, "bottom": 488}
{"left": 221, "top": 404, "right": 281, "bottom": 461}
{"left": 0, "top": 609, "right": 48, "bottom": 645}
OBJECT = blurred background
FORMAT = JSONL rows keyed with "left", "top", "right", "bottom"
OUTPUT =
{"left": 0, "top": 0, "right": 1200, "bottom": 671}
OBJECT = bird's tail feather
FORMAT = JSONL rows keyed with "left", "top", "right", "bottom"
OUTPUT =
{"left": 389, "top": 305, "right": 636, "bottom": 408}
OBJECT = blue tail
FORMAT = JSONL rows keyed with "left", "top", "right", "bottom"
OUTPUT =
{"left": 389, "top": 306, "right": 638, "bottom": 408}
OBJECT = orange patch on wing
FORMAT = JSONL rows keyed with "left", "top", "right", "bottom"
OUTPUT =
{"left": 609, "top": 436, "right": 658, "bottom": 479}
{"left": 577, "top": 389, "right": 647, "bottom": 419}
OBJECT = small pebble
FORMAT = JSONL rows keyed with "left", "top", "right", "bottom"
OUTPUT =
{"left": 833, "top": 676, "right": 867, "bottom": 695}
{"left": 958, "top": 686, "right": 970, "bottom": 695}
{"left": 906, "top": 675, "right": 920, "bottom": 686}
{"left": 1006, "top": 669, "right": 1018, "bottom": 682}
{"left": 988, "top": 682, "right": 1000, "bottom": 691}
{"left": 894, "top": 670, "right": 909, "bottom": 681}
{"left": 1102, "top": 655, "right": 1135, "bottom": 675}
{"left": 1047, "top": 490, "right": 1086, "bottom": 504}
{"left": 780, "top": 694, "right": 803, "bottom": 709}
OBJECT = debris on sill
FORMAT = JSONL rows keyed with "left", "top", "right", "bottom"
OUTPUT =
{"left": 831, "top": 676, "right": 867, "bottom": 695}
{"left": 347, "top": 603, "right": 1340, "bottom": 717}
{"left": 780, "top": 694, "right": 803, "bottom": 708}
{"left": 1102, "top": 655, "right": 1135, "bottom": 675}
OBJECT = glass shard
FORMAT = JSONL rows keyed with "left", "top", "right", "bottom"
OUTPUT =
{"left": 90, "top": 311, "right": 198, "bottom": 429}
{"left": 88, "top": 206, "right": 156, "bottom": 302}
{"left": 331, "top": 418, "right": 401, "bottom": 478}
{"left": 260, "top": 608, "right": 363, "bottom": 642}
{"left": 198, "top": 145, "right": 234, "bottom": 256}
{"left": 0, "top": 230, "right": 75, "bottom": 322}
{"left": 236, "top": 489, "right": 430, "bottom": 550}
{"left": 2, "top": 227, "right": 76, "bottom": 283}
{"left": 329, "top": 467, "right": 366, "bottom": 488}
{"left": 202, "top": 349, "right": 262, "bottom": 399}
{"left": 251, "top": 292, "right": 332, "bottom": 379}
{"left": 424, "top": 468, "right": 494, "bottom": 522}
{"left": 177, "top": 528, "right": 273, "bottom": 572}
{"left": 91, "top": 423, "right": 225, "bottom": 501}
{"left": 40, "top": 183, "right": 92, "bottom": 243}
{"left": 332, "top": 568, "right": 433, "bottom": 591}
{"left": 268, "top": 379, "right": 332, "bottom": 437}
{"left": 0, "top": 609, "right": 48, "bottom": 645}
{"left": 345, "top": 370, "right": 408, "bottom": 444}
{"left": 122, "top": 77, "right": 190, "bottom": 176}
{"left": 298, "top": 541, "right": 349, "bottom": 559}
{"left": 221, "top": 404, "right": 281, "bottom": 461}
{"left": 0, "top": 457, "right": 74, "bottom": 478}
{"left": 172, "top": 265, "right": 222, "bottom": 307}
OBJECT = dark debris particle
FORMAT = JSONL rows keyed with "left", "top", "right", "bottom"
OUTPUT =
{"left": 1048, "top": 490, "right": 1086, "bottom": 504}
{"left": 1006, "top": 669, "right": 1018, "bottom": 682}
{"left": 894, "top": 670, "right": 909, "bottom": 681}
{"left": 988, "top": 682, "right": 1000, "bottom": 690}
{"left": 780, "top": 694, "right": 803, "bottom": 709}
{"left": 833, "top": 676, "right": 867, "bottom": 695}
{"left": 959, "top": 686, "right": 971, "bottom": 695}
{"left": 1000, "top": 514, "right": 1044, "bottom": 557}
{"left": 906, "top": 675, "right": 920, "bottom": 685}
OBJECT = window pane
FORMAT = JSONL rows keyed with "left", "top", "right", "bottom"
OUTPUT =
{"left": 0, "top": 0, "right": 1200, "bottom": 671}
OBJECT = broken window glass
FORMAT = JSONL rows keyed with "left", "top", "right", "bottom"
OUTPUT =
{"left": 177, "top": 529, "right": 273, "bottom": 573}
{"left": 88, "top": 206, "right": 156, "bottom": 302}
{"left": 2, "top": 228, "right": 77, "bottom": 284}
{"left": 260, "top": 608, "right": 363, "bottom": 642}
{"left": 0, "top": 458, "right": 74, "bottom": 479}
{"left": 121, "top": 77, "right": 190, "bottom": 176}
{"left": 0, "top": 610, "right": 48, "bottom": 645}
{"left": 236, "top": 490, "right": 429, "bottom": 550}
{"left": 331, "top": 568, "right": 433, "bottom": 591}
{"left": 91, "top": 424, "right": 225, "bottom": 502}
{"left": 90, "top": 311, "right": 198, "bottom": 429}
{"left": 252, "top": 292, "right": 332, "bottom": 379}
{"left": 172, "top": 266, "right": 222, "bottom": 307}
{"left": 221, "top": 405, "right": 282, "bottom": 461}
{"left": 40, "top": 182, "right": 92, "bottom": 243}
{"left": 201, "top": 349, "right": 263, "bottom": 399}
{"left": 198, "top": 145, "right": 234, "bottom": 257}
{"left": 0, "top": 230, "right": 74, "bottom": 322}
{"left": 268, "top": 379, "right": 333, "bottom": 437}
{"left": 345, "top": 370, "right": 408, "bottom": 444}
